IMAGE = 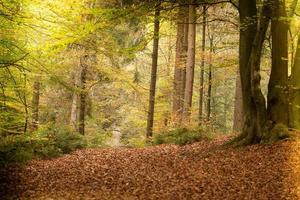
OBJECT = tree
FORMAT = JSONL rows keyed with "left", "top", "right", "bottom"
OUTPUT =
{"left": 78, "top": 54, "right": 88, "bottom": 135}
{"left": 199, "top": 5, "right": 206, "bottom": 124}
{"left": 183, "top": 0, "right": 197, "bottom": 121}
{"left": 31, "top": 77, "right": 41, "bottom": 131}
{"left": 267, "top": 0, "right": 289, "bottom": 127}
{"left": 146, "top": 1, "right": 161, "bottom": 138}
{"left": 207, "top": 29, "right": 214, "bottom": 122}
{"left": 173, "top": 3, "right": 189, "bottom": 123}
{"left": 233, "top": 70, "right": 243, "bottom": 132}
{"left": 234, "top": 0, "right": 291, "bottom": 145}
{"left": 291, "top": 34, "right": 300, "bottom": 129}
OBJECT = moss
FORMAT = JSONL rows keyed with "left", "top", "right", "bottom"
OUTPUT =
{"left": 268, "top": 123, "right": 292, "bottom": 143}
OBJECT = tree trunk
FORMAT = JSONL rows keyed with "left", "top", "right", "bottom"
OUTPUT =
{"left": 70, "top": 69, "right": 79, "bottom": 129}
{"left": 146, "top": 1, "right": 160, "bottom": 138}
{"left": 235, "top": 0, "right": 257, "bottom": 144}
{"left": 291, "top": 35, "right": 300, "bottom": 129}
{"left": 183, "top": 1, "right": 196, "bottom": 121}
{"left": 31, "top": 77, "right": 40, "bottom": 131}
{"left": 288, "top": 0, "right": 298, "bottom": 128}
{"left": 173, "top": 4, "right": 189, "bottom": 121}
{"left": 207, "top": 35, "right": 213, "bottom": 122}
{"left": 199, "top": 5, "right": 206, "bottom": 124}
{"left": 234, "top": 0, "right": 271, "bottom": 145}
{"left": 233, "top": 69, "right": 243, "bottom": 132}
{"left": 78, "top": 55, "right": 88, "bottom": 135}
{"left": 267, "top": 0, "right": 289, "bottom": 127}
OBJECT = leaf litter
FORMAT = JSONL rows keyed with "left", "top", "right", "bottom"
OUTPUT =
{"left": 1, "top": 137, "right": 300, "bottom": 200}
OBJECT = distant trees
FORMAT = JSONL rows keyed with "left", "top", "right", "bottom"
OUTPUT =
{"left": 2, "top": 0, "right": 298, "bottom": 146}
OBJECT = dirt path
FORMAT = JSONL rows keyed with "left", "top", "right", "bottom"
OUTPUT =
{"left": 106, "top": 127, "right": 122, "bottom": 147}
{"left": 1, "top": 138, "right": 300, "bottom": 200}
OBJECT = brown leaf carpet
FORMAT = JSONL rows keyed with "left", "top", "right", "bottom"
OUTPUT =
{"left": 1, "top": 138, "right": 300, "bottom": 200}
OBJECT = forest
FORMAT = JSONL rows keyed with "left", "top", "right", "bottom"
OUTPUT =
{"left": 1, "top": 0, "right": 300, "bottom": 199}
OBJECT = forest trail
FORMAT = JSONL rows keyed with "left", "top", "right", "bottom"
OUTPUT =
{"left": 1, "top": 138, "right": 300, "bottom": 200}
{"left": 106, "top": 127, "right": 122, "bottom": 147}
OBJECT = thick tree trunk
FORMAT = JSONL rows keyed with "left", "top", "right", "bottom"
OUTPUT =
{"left": 146, "top": 1, "right": 160, "bottom": 138}
{"left": 183, "top": 1, "right": 196, "bottom": 121}
{"left": 173, "top": 4, "right": 189, "bottom": 121}
{"left": 267, "top": 0, "right": 289, "bottom": 127}
{"left": 234, "top": 0, "right": 272, "bottom": 145}
{"left": 78, "top": 55, "right": 88, "bottom": 135}
{"left": 233, "top": 69, "right": 243, "bottom": 132}
{"left": 199, "top": 5, "right": 206, "bottom": 124}
{"left": 236, "top": 0, "right": 257, "bottom": 144}
{"left": 31, "top": 77, "right": 40, "bottom": 131}
{"left": 287, "top": 0, "right": 298, "bottom": 128}
{"left": 291, "top": 35, "right": 300, "bottom": 129}
{"left": 248, "top": 5, "right": 270, "bottom": 140}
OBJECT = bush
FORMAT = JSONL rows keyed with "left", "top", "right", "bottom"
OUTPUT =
{"left": 85, "top": 131, "right": 111, "bottom": 148}
{"left": 153, "top": 128, "right": 205, "bottom": 146}
{"left": 0, "top": 124, "right": 87, "bottom": 164}
{"left": 0, "top": 135, "right": 34, "bottom": 164}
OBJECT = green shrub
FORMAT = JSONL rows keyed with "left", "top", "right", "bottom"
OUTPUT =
{"left": 0, "top": 135, "right": 34, "bottom": 164}
{"left": 0, "top": 124, "right": 87, "bottom": 164}
{"left": 85, "top": 131, "right": 111, "bottom": 148}
{"left": 33, "top": 124, "right": 87, "bottom": 154}
{"left": 0, "top": 106, "right": 24, "bottom": 136}
{"left": 153, "top": 128, "right": 205, "bottom": 146}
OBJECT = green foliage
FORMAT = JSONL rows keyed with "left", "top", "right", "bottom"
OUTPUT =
{"left": 0, "top": 105, "right": 24, "bottom": 136}
{"left": 153, "top": 128, "right": 205, "bottom": 146}
{"left": 0, "top": 135, "right": 34, "bottom": 164}
{"left": 0, "top": 124, "right": 86, "bottom": 164}
{"left": 85, "top": 131, "right": 112, "bottom": 148}
{"left": 268, "top": 123, "right": 292, "bottom": 143}
{"left": 35, "top": 124, "right": 87, "bottom": 154}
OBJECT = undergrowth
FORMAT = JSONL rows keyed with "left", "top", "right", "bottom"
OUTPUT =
{"left": 153, "top": 128, "right": 208, "bottom": 146}
{"left": 0, "top": 124, "right": 110, "bottom": 165}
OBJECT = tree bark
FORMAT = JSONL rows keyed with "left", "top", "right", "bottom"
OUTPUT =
{"left": 199, "top": 5, "right": 206, "bottom": 124}
{"left": 207, "top": 34, "right": 213, "bottom": 122}
{"left": 291, "top": 35, "right": 300, "bottom": 129}
{"left": 183, "top": 1, "right": 196, "bottom": 121}
{"left": 233, "top": 69, "right": 243, "bottom": 132}
{"left": 267, "top": 0, "right": 289, "bottom": 127}
{"left": 235, "top": 0, "right": 257, "bottom": 144}
{"left": 234, "top": 0, "right": 271, "bottom": 145}
{"left": 288, "top": 0, "right": 298, "bottom": 128}
{"left": 70, "top": 68, "right": 79, "bottom": 129}
{"left": 78, "top": 55, "right": 88, "bottom": 135}
{"left": 173, "top": 4, "right": 189, "bottom": 121}
{"left": 146, "top": 1, "right": 160, "bottom": 138}
{"left": 31, "top": 77, "right": 40, "bottom": 131}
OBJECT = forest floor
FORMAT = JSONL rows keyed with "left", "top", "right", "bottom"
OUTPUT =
{"left": 1, "top": 137, "right": 300, "bottom": 200}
